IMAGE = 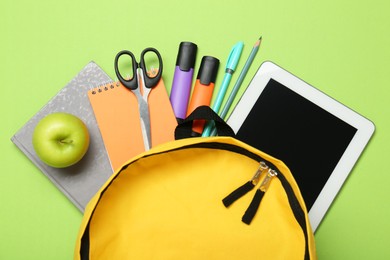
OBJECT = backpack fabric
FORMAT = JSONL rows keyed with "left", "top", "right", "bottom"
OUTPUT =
{"left": 74, "top": 135, "right": 317, "bottom": 259}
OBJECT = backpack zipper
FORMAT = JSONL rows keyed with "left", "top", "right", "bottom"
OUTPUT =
{"left": 222, "top": 161, "right": 279, "bottom": 225}
{"left": 241, "top": 166, "right": 278, "bottom": 224}
{"left": 222, "top": 161, "right": 268, "bottom": 207}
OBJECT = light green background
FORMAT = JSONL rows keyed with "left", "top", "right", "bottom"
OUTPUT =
{"left": 1, "top": 0, "right": 389, "bottom": 259}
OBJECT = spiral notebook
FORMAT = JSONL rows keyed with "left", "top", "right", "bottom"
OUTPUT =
{"left": 88, "top": 78, "right": 177, "bottom": 171}
{"left": 11, "top": 62, "right": 114, "bottom": 211}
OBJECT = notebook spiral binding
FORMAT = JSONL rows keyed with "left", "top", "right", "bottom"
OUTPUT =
{"left": 91, "top": 69, "right": 158, "bottom": 95}
{"left": 91, "top": 81, "right": 121, "bottom": 95}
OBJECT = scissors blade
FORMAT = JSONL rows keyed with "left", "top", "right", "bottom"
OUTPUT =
{"left": 138, "top": 93, "right": 152, "bottom": 150}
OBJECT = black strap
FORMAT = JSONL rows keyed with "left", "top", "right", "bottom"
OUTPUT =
{"left": 175, "top": 106, "right": 235, "bottom": 140}
{"left": 242, "top": 189, "right": 265, "bottom": 225}
{"left": 222, "top": 181, "right": 255, "bottom": 207}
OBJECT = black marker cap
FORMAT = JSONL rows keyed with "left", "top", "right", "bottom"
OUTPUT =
{"left": 197, "top": 56, "right": 220, "bottom": 85}
{"left": 176, "top": 42, "right": 198, "bottom": 71}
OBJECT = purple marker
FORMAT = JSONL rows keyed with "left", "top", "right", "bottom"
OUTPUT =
{"left": 170, "top": 42, "right": 197, "bottom": 122}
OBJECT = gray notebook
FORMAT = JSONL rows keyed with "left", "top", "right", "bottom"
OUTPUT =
{"left": 11, "top": 61, "right": 113, "bottom": 211}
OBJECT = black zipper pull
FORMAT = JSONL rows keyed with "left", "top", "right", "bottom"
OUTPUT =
{"left": 242, "top": 169, "right": 277, "bottom": 225}
{"left": 222, "top": 162, "right": 268, "bottom": 207}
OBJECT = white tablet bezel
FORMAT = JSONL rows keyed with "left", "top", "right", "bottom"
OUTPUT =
{"left": 227, "top": 61, "right": 375, "bottom": 232}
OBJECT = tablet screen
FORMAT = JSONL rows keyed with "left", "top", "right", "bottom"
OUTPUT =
{"left": 235, "top": 78, "right": 357, "bottom": 210}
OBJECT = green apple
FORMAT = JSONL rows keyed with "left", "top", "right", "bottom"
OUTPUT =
{"left": 32, "top": 112, "right": 90, "bottom": 168}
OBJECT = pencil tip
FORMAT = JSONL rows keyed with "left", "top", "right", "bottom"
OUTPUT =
{"left": 254, "top": 36, "right": 262, "bottom": 47}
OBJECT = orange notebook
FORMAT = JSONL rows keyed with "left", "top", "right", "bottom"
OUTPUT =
{"left": 88, "top": 78, "right": 177, "bottom": 171}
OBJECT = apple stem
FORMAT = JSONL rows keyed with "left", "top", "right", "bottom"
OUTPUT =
{"left": 59, "top": 139, "right": 73, "bottom": 144}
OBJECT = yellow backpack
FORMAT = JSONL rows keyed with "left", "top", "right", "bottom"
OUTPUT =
{"left": 74, "top": 107, "right": 317, "bottom": 259}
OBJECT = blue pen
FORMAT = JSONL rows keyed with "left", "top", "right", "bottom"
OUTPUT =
{"left": 202, "top": 41, "right": 244, "bottom": 137}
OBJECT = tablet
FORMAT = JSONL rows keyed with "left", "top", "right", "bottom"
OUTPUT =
{"left": 227, "top": 61, "right": 375, "bottom": 232}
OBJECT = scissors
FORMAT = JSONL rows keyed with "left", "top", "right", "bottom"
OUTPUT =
{"left": 114, "top": 48, "right": 163, "bottom": 151}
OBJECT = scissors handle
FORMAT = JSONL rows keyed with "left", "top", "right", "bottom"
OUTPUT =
{"left": 114, "top": 50, "right": 138, "bottom": 90}
{"left": 114, "top": 48, "right": 163, "bottom": 90}
{"left": 140, "top": 48, "right": 163, "bottom": 89}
